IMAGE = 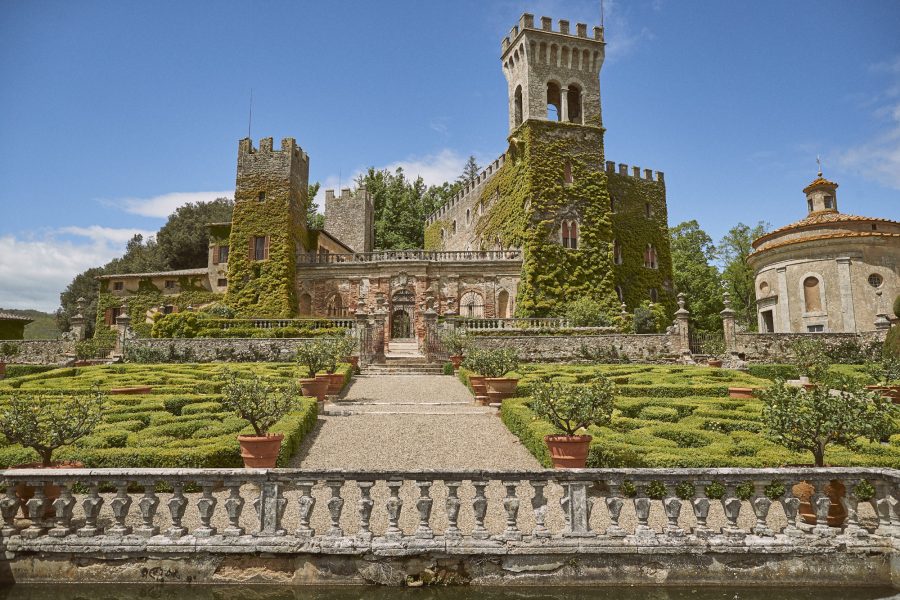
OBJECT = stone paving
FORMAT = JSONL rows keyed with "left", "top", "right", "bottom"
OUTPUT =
{"left": 290, "top": 374, "right": 540, "bottom": 470}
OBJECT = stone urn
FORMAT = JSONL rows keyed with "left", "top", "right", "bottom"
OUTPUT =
{"left": 544, "top": 435, "right": 592, "bottom": 468}
{"left": 237, "top": 433, "right": 283, "bottom": 468}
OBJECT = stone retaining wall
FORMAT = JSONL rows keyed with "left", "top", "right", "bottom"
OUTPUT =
{"left": 125, "top": 337, "right": 330, "bottom": 362}
{"left": 469, "top": 333, "right": 675, "bottom": 362}
{"left": 734, "top": 330, "right": 887, "bottom": 363}
{"left": 0, "top": 340, "right": 75, "bottom": 365}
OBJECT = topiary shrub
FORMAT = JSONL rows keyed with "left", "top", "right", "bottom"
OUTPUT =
{"left": 893, "top": 294, "right": 900, "bottom": 320}
{"left": 885, "top": 325, "right": 900, "bottom": 360}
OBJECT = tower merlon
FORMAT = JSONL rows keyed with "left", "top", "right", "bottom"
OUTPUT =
{"left": 237, "top": 136, "right": 308, "bottom": 162}
{"left": 606, "top": 160, "right": 665, "bottom": 183}
{"left": 502, "top": 12, "right": 605, "bottom": 56}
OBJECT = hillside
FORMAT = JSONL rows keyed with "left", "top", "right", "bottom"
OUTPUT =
{"left": 0, "top": 308, "right": 61, "bottom": 339}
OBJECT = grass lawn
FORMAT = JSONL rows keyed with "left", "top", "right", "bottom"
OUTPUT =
{"left": 0, "top": 363, "right": 348, "bottom": 469}
{"left": 489, "top": 363, "right": 899, "bottom": 469}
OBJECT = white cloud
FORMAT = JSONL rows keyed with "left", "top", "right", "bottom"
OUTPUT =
{"left": 0, "top": 227, "right": 151, "bottom": 312}
{"left": 107, "top": 190, "right": 233, "bottom": 218}
{"left": 838, "top": 106, "right": 900, "bottom": 190}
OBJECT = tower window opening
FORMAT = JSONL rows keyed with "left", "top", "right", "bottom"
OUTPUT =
{"left": 645, "top": 202, "right": 653, "bottom": 218}
{"left": 257, "top": 191, "right": 266, "bottom": 202}
{"left": 547, "top": 82, "right": 562, "bottom": 122}
{"left": 644, "top": 244, "right": 658, "bottom": 269}
{"left": 613, "top": 240, "right": 623, "bottom": 265}
{"left": 514, "top": 85, "right": 523, "bottom": 126}
{"left": 650, "top": 287, "right": 658, "bottom": 303}
{"left": 561, "top": 220, "right": 578, "bottom": 249}
{"left": 564, "top": 160, "right": 573, "bottom": 185}
{"left": 567, "top": 84, "right": 582, "bottom": 124}
{"left": 823, "top": 195, "right": 834, "bottom": 209}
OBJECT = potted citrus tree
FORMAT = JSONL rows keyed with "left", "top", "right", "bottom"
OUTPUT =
{"left": 440, "top": 329, "right": 469, "bottom": 370}
{"left": 322, "top": 338, "right": 350, "bottom": 396}
{"left": 481, "top": 348, "right": 520, "bottom": 402}
{"left": 221, "top": 370, "right": 296, "bottom": 468}
{"left": 0, "top": 387, "right": 104, "bottom": 516}
{"left": 295, "top": 339, "right": 330, "bottom": 405}
{"left": 530, "top": 377, "right": 616, "bottom": 468}
{"left": 760, "top": 376, "right": 898, "bottom": 525}
{"left": 864, "top": 355, "right": 900, "bottom": 401}
{"left": 336, "top": 332, "right": 359, "bottom": 372}
{"left": 462, "top": 348, "right": 489, "bottom": 404}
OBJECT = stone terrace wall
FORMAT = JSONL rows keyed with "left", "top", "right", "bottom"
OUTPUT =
{"left": 127, "top": 337, "right": 331, "bottom": 362}
{"left": 734, "top": 330, "right": 888, "bottom": 363}
{"left": 470, "top": 333, "right": 675, "bottom": 362}
{"left": 1, "top": 340, "right": 75, "bottom": 365}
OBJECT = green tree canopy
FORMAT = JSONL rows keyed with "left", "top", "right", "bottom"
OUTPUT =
{"left": 669, "top": 220, "right": 723, "bottom": 332}
{"left": 718, "top": 221, "right": 768, "bottom": 332}
{"left": 156, "top": 197, "right": 234, "bottom": 270}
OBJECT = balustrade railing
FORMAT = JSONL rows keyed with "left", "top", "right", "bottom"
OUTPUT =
{"left": 298, "top": 250, "right": 522, "bottom": 265}
{"left": 2, "top": 468, "right": 897, "bottom": 552}
{"left": 218, "top": 318, "right": 355, "bottom": 330}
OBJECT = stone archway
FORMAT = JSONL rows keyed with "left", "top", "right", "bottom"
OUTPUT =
{"left": 390, "top": 288, "right": 416, "bottom": 340}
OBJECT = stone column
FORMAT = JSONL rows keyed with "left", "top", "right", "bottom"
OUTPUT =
{"left": 69, "top": 297, "right": 87, "bottom": 342}
{"left": 673, "top": 293, "right": 692, "bottom": 360}
{"left": 373, "top": 309, "right": 386, "bottom": 363}
{"left": 720, "top": 292, "right": 737, "bottom": 355}
{"left": 776, "top": 267, "right": 791, "bottom": 333}
{"left": 835, "top": 257, "right": 857, "bottom": 332}
{"left": 114, "top": 300, "right": 131, "bottom": 357}
{"left": 423, "top": 308, "right": 438, "bottom": 363}
{"left": 560, "top": 88, "right": 569, "bottom": 122}
{"left": 354, "top": 301, "right": 369, "bottom": 366}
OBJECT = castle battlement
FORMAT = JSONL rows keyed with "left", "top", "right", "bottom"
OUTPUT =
{"left": 238, "top": 137, "right": 309, "bottom": 164}
{"left": 324, "top": 185, "right": 368, "bottom": 203}
{"left": 502, "top": 13, "right": 603, "bottom": 54}
{"left": 426, "top": 153, "right": 507, "bottom": 225}
{"left": 606, "top": 160, "right": 665, "bottom": 184}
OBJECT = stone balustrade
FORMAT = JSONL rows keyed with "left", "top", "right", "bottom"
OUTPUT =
{"left": 217, "top": 318, "right": 356, "bottom": 330}
{"left": 1, "top": 467, "right": 897, "bottom": 554}
{"left": 456, "top": 317, "right": 618, "bottom": 332}
{"left": 298, "top": 250, "right": 522, "bottom": 265}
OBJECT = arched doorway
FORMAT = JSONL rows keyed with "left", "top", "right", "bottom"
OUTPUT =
{"left": 390, "top": 288, "right": 416, "bottom": 340}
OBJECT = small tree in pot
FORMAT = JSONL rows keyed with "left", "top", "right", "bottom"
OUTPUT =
{"left": 530, "top": 377, "right": 616, "bottom": 468}
{"left": 221, "top": 370, "right": 296, "bottom": 468}
{"left": 1, "top": 387, "right": 104, "bottom": 516}
{"left": 864, "top": 355, "right": 900, "bottom": 401}
{"left": 335, "top": 331, "right": 359, "bottom": 371}
{"left": 480, "top": 348, "right": 520, "bottom": 402}
{"left": 760, "top": 376, "right": 898, "bottom": 525}
{"left": 295, "top": 339, "right": 330, "bottom": 404}
{"left": 440, "top": 329, "right": 469, "bottom": 370}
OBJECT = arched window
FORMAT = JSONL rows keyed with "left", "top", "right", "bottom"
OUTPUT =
{"left": 466, "top": 208, "right": 471, "bottom": 225}
{"left": 610, "top": 195, "right": 618, "bottom": 213}
{"left": 803, "top": 277, "right": 822, "bottom": 312}
{"left": 613, "top": 240, "right": 623, "bottom": 265}
{"left": 649, "top": 288, "right": 658, "bottom": 303}
{"left": 452, "top": 220, "right": 457, "bottom": 235}
{"left": 547, "top": 81, "right": 561, "bottom": 121}
{"left": 325, "top": 293, "right": 346, "bottom": 317}
{"left": 514, "top": 85, "right": 523, "bottom": 126}
{"left": 644, "top": 244, "right": 657, "bottom": 269}
{"left": 561, "top": 221, "right": 570, "bottom": 247}
{"left": 460, "top": 291, "right": 484, "bottom": 318}
{"left": 497, "top": 290, "right": 510, "bottom": 319}
{"left": 567, "top": 84, "right": 582, "bottom": 124}
{"left": 615, "top": 285, "right": 624, "bottom": 302}
{"left": 569, "top": 221, "right": 578, "bottom": 249}
{"left": 645, "top": 202, "right": 652, "bottom": 218}
{"left": 299, "top": 293, "right": 312, "bottom": 316}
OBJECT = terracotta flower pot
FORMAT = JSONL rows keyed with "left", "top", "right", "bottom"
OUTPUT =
{"left": 11, "top": 461, "right": 84, "bottom": 518}
{"left": 792, "top": 479, "right": 847, "bottom": 527}
{"left": 109, "top": 386, "right": 153, "bottom": 395}
{"left": 237, "top": 434, "right": 284, "bottom": 468}
{"left": 707, "top": 359, "right": 723, "bottom": 368}
{"left": 728, "top": 387, "right": 757, "bottom": 399}
{"left": 476, "top": 394, "right": 492, "bottom": 406}
{"left": 544, "top": 435, "right": 592, "bottom": 469}
{"left": 485, "top": 377, "right": 519, "bottom": 400}
{"left": 325, "top": 373, "right": 346, "bottom": 396}
{"left": 866, "top": 385, "right": 900, "bottom": 402}
{"left": 299, "top": 377, "right": 328, "bottom": 403}
{"left": 449, "top": 355, "right": 464, "bottom": 370}
{"left": 469, "top": 375, "right": 487, "bottom": 397}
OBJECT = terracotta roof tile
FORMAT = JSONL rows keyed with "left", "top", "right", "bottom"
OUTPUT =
{"left": 751, "top": 230, "right": 900, "bottom": 255}
{"left": 96, "top": 268, "right": 209, "bottom": 280}
{"left": 0, "top": 312, "right": 33, "bottom": 322}
{"left": 752, "top": 211, "right": 900, "bottom": 247}
{"left": 802, "top": 176, "right": 838, "bottom": 193}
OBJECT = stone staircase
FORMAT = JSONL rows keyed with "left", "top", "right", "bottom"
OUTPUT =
{"left": 361, "top": 339, "right": 444, "bottom": 375}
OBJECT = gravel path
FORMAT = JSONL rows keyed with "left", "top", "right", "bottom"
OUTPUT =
{"left": 290, "top": 375, "right": 540, "bottom": 470}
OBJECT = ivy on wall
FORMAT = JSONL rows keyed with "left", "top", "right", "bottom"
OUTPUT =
{"left": 424, "top": 219, "right": 450, "bottom": 251}
{"left": 475, "top": 120, "right": 619, "bottom": 318}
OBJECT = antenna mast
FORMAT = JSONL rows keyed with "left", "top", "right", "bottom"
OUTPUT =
{"left": 248, "top": 89, "right": 253, "bottom": 139}
{"left": 601, "top": 0, "right": 605, "bottom": 29}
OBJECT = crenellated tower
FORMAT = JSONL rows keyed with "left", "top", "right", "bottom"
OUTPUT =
{"left": 324, "top": 186, "right": 374, "bottom": 253}
{"left": 226, "top": 137, "right": 310, "bottom": 317}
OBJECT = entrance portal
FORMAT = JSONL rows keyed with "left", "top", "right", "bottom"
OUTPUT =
{"left": 391, "top": 309, "right": 412, "bottom": 339}
{"left": 390, "top": 288, "right": 416, "bottom": 340}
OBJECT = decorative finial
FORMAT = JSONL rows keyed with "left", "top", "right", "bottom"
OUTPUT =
{"left": 816, "top": 155, "right": 822, "bottom": 178}
{"left": 677, "top": 293, "right": 686, "bottom": 310}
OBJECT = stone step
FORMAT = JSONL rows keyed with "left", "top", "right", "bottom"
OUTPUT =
{"left": 324, "top": 404, "right": 495, "bottom": 416}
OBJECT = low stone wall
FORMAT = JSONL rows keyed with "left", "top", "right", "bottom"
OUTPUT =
{"left": 0, "top": 340, "right": 75, "bottom": 365}
{"left": 126, "top": 337, "right": 331, "bottom": 362}
{"left": 470, "top": 333, "right": 676, "bottom": 362}
{"left": 734, "top": 330, "right": 887, "bottom": 363}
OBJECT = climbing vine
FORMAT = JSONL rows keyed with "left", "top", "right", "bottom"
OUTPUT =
{"left": 424, "top": 219, "right": 449, "bottom": 251}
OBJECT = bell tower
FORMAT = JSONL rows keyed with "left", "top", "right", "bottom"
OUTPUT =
{"left": 803, "top": 166, "right": 839, "bottom": 214}
{"left": 501, "top": 13, "right": 606, "bottom": 132}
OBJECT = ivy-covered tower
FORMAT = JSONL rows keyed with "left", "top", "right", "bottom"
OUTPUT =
{"left": 225, "top": 137, "right": 309, "bottom": 317}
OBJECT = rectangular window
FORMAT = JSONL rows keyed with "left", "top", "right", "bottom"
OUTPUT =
{"left": 217, "top": 278, "right": 228, "bottom": 287}
{"left": 257, "top": 191, "right": 266, "bottom": 202}
{"left": 113, "top": 281, "right": 124, "bottom": 291}
{"left": 253, "top": 236, "right": 268, "bottom": 260}
{"left": 163, "top": 305, "right": 174, "bottom": 315}
{"left": 218, "top": 245, "right": 229, "bottom": 263}
{"left": 164, "top": 280, "right": 176, "bottom": 289}
{"left": 807, "top": 324, "right": 824, "bottom": 333}
{"left": 110, "top": 307, "right": 121, "bottom": 323}
{"left": 761, "top": 310, "right": 775, "bottom": 333}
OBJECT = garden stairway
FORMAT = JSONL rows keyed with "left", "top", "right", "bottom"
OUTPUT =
{"left": 289, "top": 374, "right": 540, "bottom": 470}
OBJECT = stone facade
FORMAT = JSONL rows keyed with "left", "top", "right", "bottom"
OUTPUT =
{"left": 323, "top": 186, "right": 374, "bottom": 253}
{"left": 748, "top": 173, "right": 900, "bottom": 333}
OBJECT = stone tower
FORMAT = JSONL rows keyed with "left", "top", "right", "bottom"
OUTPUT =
{"left": 803, "top": 170, "right": 839, "bottom": 214}
{"left": 226, "top": 137, "right": 310, "bottom": 317}
{"left": 501, "top": 13, "right": 605, "bottom": 132}
{"left": 324, "top": 186, "right": 374, "bottom": 253}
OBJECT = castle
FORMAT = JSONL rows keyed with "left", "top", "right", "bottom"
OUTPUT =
{"left": 98, "top": 14, "right": 674, "bottom": 342}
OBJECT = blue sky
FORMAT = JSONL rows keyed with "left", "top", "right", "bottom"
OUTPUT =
{"left": 1, "top": 0, "right": 899, "bottom": 311}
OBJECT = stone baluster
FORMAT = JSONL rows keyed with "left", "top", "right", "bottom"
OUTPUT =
{"left": 632, "top": 486, "right": 653, "bottom": 539}
{"left": 531, "top": 480, "right": 551, "bottom": 539}
{"left": 751, "top": 481, "right": 773, "bottom": 537}
{"left": 385, "top": 480, "right": 404, "bottom": 540}
{"left": 502, "top": 481, "right": 522, "bottom": 541}
{"left": 135, "top": 482, "right": 160, "bottom": 537}
{"left": 603, "top": 482, "right": 626, "bottom": 538}
{"left": 21, "top": 482, "right": 48, "bottom": 539}
{"left": 357, "top": 481, "right": 374, "bottom": 541}
{"left": 76, "top": 482, "right": 103, "bottom": 537}
{"left": 780, "top": 484, "right": 802, "bottom": 537}
{"left": 326, "top": 480, "right": 345, "bottom": 537}
{"left": 471, "top": 481, "right": 490, "bottom": 540}
{"left": 194, "top": 482, "right": 218, "bottom": 538}
{"left": 561, "top": 481, "right": 594, "bottom": 538}
{"left": 0, "top": 485, "right": 21, "bottom": 538}
{"left": 223, "top": 484, "right": 245, "bottom": 537}
{"left": 296, "top": 481, "right": 316, "bottom": 539}
{"left": 691, "top": 491, "right": 711, "bottom": 539}
{"left": 415, "top": 481, "right": 434, "bottom": 539}
{"left": 811, "top": 480, "right": 835, "bottom": 537}
{"left": 841, "top": 479, "right": 867, "bottom": 540}
{"left": 167, "top": 483, "right": 189, "bottom": 538}
{"left": 875, "top": 480, "right": 896, "bottom": 537}
{"left": 255, "top": 481, "right": 287, "bottom": 537}
{"left": 662, "top": 484, "right": 683, "bottom": 537}
{"left": 108, "top": 480, "right": 133, "bottom": 536}
{"left": 48, "top": 482, "right": 76, "bottom": 538}
{"left": 445, "top": 481, "right": 462, "bottom": 540}
{"left": 721, "top": 483, "right": 744, "bottom": 540}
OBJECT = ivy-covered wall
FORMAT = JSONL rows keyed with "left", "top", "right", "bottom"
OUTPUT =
{"left": 225, "top": 138, "right": 308, "bottom": 318}
{"left": 424, "top": 219, "right": 449, "bottom": 251}
{"left": 608, "top": 171, "right": 675, "bottom": 316}
{"left": 475, "top": 120, "right": 619, "bottom": 318}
